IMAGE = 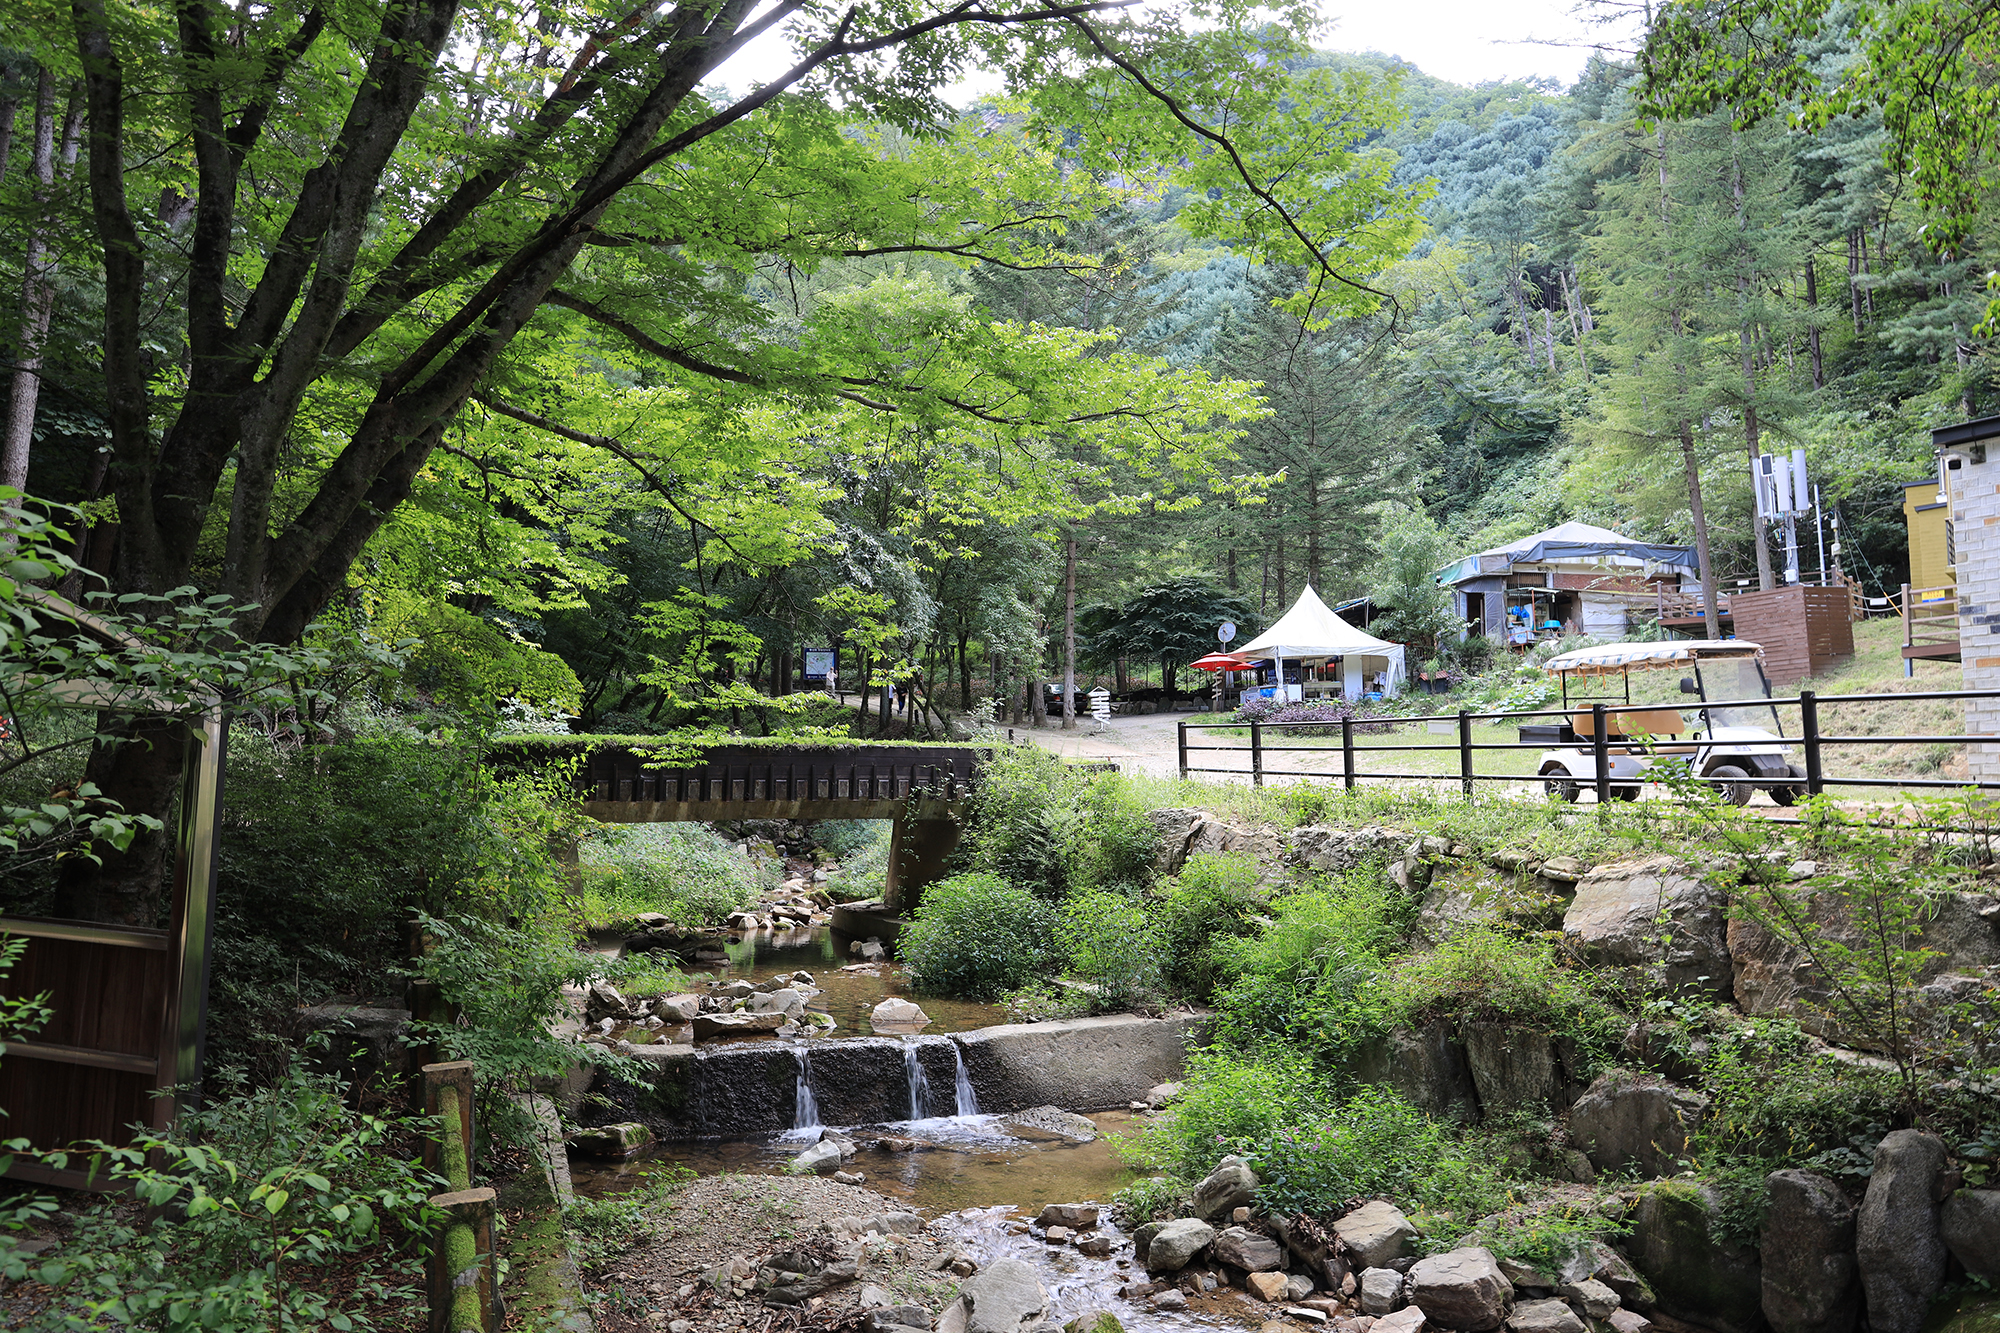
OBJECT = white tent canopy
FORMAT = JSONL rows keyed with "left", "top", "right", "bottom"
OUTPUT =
{"left": 1235, "top": 585, "right": 1407, "bottom": 700}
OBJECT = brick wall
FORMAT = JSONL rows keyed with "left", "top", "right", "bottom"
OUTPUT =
{"left": 1946, "top": 456, "right": 2000, "bottom": 781}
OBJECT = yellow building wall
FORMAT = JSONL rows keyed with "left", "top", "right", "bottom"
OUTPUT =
{"left": 1904, "top": 480, "right": 1953, "bottom": 598}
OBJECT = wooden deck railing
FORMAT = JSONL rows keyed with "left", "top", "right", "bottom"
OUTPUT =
{"left": 1654, "top": 587, "right": 1732, "bottom": 623}
{"left": 1900, "top": 582, "right": 1960, "bottom": 663}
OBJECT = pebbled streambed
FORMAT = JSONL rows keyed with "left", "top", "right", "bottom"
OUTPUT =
{"left": 572, "top": 1110, "right": 1256, "bottom": 1331}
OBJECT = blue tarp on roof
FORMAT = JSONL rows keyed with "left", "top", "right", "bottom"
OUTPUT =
{"left": 1436, "top": 521, "right": 1698, "bottom": 586}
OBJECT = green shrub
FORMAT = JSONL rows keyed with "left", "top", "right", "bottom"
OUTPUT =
{"left": 1153, "top": 852, "right": 1264, "bottom": 999}
{"left": 578, "top": 823, "right": 755, "bottom": 929}
{"left": 1387, "top": 925, "right": 1618, "bottom": 1056}
{"left": 813, "top": 819, "right": 889, "bottom": 860}
{"left": 823, "top": 822, "right": 892, "bottom": 903}
{"left": 1070, "top": 772, "right": 1161, "bottom": 893}
{"left": 1058, "top": 887, "right": 1159, "bottom": 1009}
{"left": 1251, "top": 1085, "right": 1506, "bottom": 1230}
{"left": 1110, "top": 1174, "right": 1189, "bottom": 1225}
{"left": 1209, "top": 874, "right": 1408, "bottom": 1065}
{"left": 901, "top": 873, "right": 1057, "bottom": 999}
{"left": 412, "top": 912, "right": 627, "bottom": 1102}
{"left": 960, "top": 749, "right": 1159, "bottom": 900}
{"left": 563, "top": 1163, "right": 695, "bottom": 1271}
{"left": 203, "top": 730, "right": 587, "bottom": 1079}
{"left": 16, "top": 1060, "right": 438, "bottom": 1330}
{"left": 1119, "top": 1048, "right": 1317, "bottom": 1181}
{"left": 963, "top": 747, "right": 1073, "bottom": 898}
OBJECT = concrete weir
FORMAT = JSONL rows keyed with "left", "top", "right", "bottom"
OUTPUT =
{"left": 617, "top": 1012, "right": 1206, "bottom": 1138}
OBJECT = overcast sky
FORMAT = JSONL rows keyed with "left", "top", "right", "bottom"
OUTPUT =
{"left": 708, "top": 0, "right": 1637, "bottom": 99}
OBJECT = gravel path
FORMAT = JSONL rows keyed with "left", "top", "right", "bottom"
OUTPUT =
{"left": 582, "top": 1173, "right": 967, "bottom": 1333}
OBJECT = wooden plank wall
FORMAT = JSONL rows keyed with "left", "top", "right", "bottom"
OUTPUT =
{"left": 1729, "top": 586, "right": 1856, "bottom": 685}
{"left": 0, "top": 920, "right": 174, "bottom": 1169}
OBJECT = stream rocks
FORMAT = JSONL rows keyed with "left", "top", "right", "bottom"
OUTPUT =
{"left": 1408, "top": 1246, "right": 1513, "bottom": 1330}
{"left": 1189, "top": 1154, "right": 1258, "bottom": 1220}
{"left": 786, "top": 1140, "right": 843, "bottom": 1175}
{"left": 1143, "top": 1218, "right": 1216, "bottom": 1274}
{"left": 873, "top": 997, "right": 931, "bottom": 1026}
{"left": 1567, "top": 1072, "right": 1706, "bottom": 1178}
{"left": 1333, "top": 1200, "right": 1417, "bottom": 1268}
{"left": 1627, "top": 1182, "right": 1764, "bottom": 1333}
{"left": 1211, "top": 1225, "right": 1284, "bottom": 1272}
{"left": 1762, "top": 1169, "right": 1858, "bottom": 1333}
{"left": 564, "top": 1121, "right": 652, "bottom": 1158}
{"left": 1001, "top": 1106, "right": 1098, "bottom": 1141}
{"left": 957, "top": 1258, "right": 1047, "bottom": 1333}
{"left": 1857, "top": 1130, "right": 1950, "bottom": 1333}
{"left": 1943, "top": 1189, "right": 2000, "bottom": 1279}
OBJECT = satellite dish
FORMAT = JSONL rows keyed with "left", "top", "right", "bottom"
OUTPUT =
{"left": 1218, "top": 621, "right": 1237, "bottom": 644}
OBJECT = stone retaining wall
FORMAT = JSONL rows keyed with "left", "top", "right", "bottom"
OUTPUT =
{"left": 616, "top": 1012, "right": 1207, "bottom": 1138}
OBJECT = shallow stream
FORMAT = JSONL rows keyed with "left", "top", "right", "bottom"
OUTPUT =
{"left": 573, "top": 1111, "right": 1259, "bottom": 1331}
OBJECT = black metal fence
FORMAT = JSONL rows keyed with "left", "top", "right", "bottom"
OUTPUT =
{"left": 1177, "top": 687, "right": 2000, "bottom": 805}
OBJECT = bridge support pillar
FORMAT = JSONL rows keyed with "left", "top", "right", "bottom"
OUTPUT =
{"left": 882, "top": 799, "right": 965, "bottom": 918}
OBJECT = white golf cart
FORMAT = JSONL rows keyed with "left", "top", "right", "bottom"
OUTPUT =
{"left": 1527, "top": 640, "right": 1805, "bottom": 806}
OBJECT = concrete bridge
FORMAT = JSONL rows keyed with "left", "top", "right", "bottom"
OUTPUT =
{"left": 495, "top": 739, "right": 990, "bottom": 917}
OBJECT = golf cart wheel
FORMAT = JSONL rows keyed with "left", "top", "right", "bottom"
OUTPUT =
{"left": 1541, "top": 765, "right": 1579, "bottom": 803}
{"left": 1769, "top": 763, "right": 1808, "bottom": 808}
{"left": 1612, "top": 785, "right": 1641, "bottom": 802}
{"left": 1707, "top": 764, "right": 1754, "bottom": 807}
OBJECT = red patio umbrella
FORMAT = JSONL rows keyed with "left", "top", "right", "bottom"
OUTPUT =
{"left": 1190, "top": 652, "right": 1254, "bottom": 671}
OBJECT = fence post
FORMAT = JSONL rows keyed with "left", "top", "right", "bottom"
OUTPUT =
{"left": 1341, "top": 715, "right": 1356, "bottom": 791}
{"left": 1458, "top": 709, "right": 1473, "bottom": 800}
{"left": 1177, "top": 721, "right": 1188, "bottom": 780}
{"left": 1591, "top": 703, "right": 1611, "bottom": 806}
{"left": 1250, "top": 720, "right": 1264, "bottom": 788}
{"left": 427, "top": 1187, "right": 502, "bottom": 1333}
{"left": 423, "top": 1061, "right": 476, "bottom": 1189}
{"left": 1799, "top": 689, "right": 1823, "bottom": 797}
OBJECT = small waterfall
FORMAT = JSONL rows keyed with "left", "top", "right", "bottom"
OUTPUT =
{"left": 953, "top": 1042, "right": 979, "bottom": 1117}
{"left": 792, "top": 1046, "right": 822, "bottom": 1132}
{"left": 904, "top": 1041, "right": 933, "bottom": 1120}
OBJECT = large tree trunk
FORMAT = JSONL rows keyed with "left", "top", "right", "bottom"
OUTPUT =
{"left": 1061, "top": 530, "right": 1076, "bottom": 731}
{"left": 1681, "top": 421, "right": 1722, "bottom": 640}
{"left": 51, "top": 719, "right": 189, "bottom": 925}
{"left": 2, "top": 71, "right": 83, "bottom": 492}
{"left": 1804, "top": 260, "right": 1824, "bottom": 389}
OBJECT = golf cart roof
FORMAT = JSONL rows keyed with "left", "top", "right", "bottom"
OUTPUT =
{"left": 1542, "top": 639, "right": 1764, "bottom": 678}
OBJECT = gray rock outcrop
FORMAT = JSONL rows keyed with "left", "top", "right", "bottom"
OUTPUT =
{"left": 1359, "top": 1266, "right": 1404, "bottom": 1314}
{"left": 1729, "top": 890, "right": 2000, "bottom": 1044}
{"left": 1463, "top": 1024, "right": 1559, "bottom": 1111}
{"left": 1857, "top": 1130, "right": 1949, "bottom": 1333}
{"left": 1563, "top": 857, "right": 1731, "bottom": 1000}
{"left": 1942, "top": 1189, "right": 2000, "bottom": 1280}
{"left": 1350, "top": 1022, "right": 1481, "bottom": 1122}
{"left": 1334, "top": 1200, "right": 1418, "bottom": 1269}
{"left": 1287, "top": 823, "right": 1414, "bottom": 873}
{"left": 1143, "top": 1219, "right": 1215, "bottom": 1275}
{"left": 1506, "top": 1299, "right": 1585, "bottom": 1333}
{"left": 960, "top": 1258, "right": 1047, "bottom": 1333}
{"left": 1626, "top": 1182, "right": 1763, "bottom": 1333}
{"left": 1190, "top": 1155, "right": 1258, "bottom": 1221}
{"left": 1761, "top": 1168, "right": 1857, "bottom": 1333}
{"left": 786, "top": 1140, "right": 842, "bottom": 1175}
{"left": 1408, "top": 1246, "right": 1513, "bottom": 1332}
{"left": 1211, "top": 1226, "right": 1283, "bottom": 1272}
{"left": 1567, "top": 1072, "right": 1706, "bottom": 1178}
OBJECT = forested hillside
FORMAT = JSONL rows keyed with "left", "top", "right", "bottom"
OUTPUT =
{"left": 0, "top": 2, "right": 1989, "bottom": 745}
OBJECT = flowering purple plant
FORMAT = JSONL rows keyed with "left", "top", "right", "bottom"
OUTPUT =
{"left": 1230, "top": 698, "right": 1392, "bottom": 736}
